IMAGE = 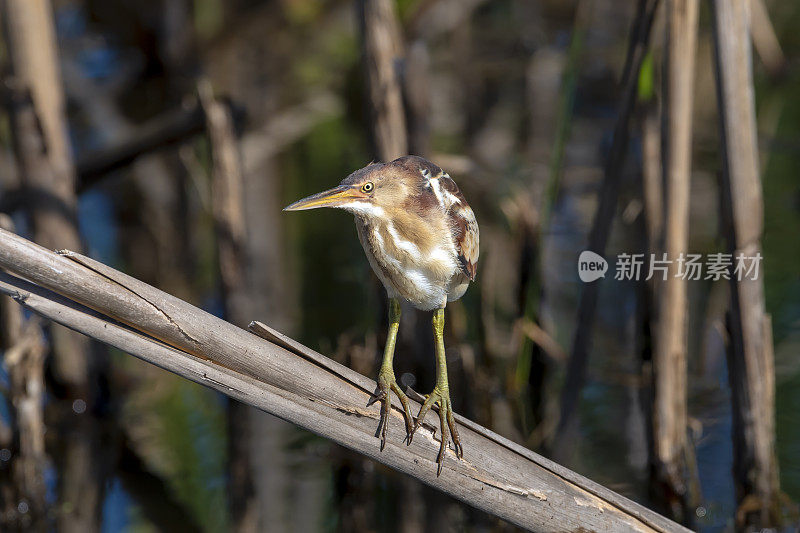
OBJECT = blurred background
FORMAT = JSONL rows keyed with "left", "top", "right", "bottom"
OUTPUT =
{"left": 0, "top": 0, "right": 798, "bottom": 531}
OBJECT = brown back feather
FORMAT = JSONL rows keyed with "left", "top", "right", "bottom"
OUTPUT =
{"left": 449, "top": 202, "right": 479, "bottom": 281}
{"left": 388, "top": 156, "right": 479, "bottom": 280}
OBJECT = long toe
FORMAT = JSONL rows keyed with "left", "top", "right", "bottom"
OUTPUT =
{"left": 411, "top": 388, "right": 463, "bottom": 474}
{"left": 436, "top": 404, "right": 451, "bottom": 476}
{"left": 368, "top": 386, "right": 391, "bottom": 450}
{"left": 446, "top": 405, "right": 462, "bottom": 459}
{"left": 370, "top": 370, "right": 411, "bottom": 450}
{"left": 390, "top": 382, "right": 415, "bottom": 440}
{"left": 410, "top": 391, "right": 437, "bottom": 445}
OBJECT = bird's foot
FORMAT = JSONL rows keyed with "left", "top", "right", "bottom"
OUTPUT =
{"left": 409, "top": 386, "right": 463, "bottom": 475}
{"left": 367, "top": 368, "right": 414, "bottom": 450}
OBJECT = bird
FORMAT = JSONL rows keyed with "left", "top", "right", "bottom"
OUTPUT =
{"left": 284, "top": 155, "right": 479, "bottom": 474}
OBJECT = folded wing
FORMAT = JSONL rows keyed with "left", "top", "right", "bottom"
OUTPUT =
{"left": 438, "top": 176, "right": 479, "bottom": 281}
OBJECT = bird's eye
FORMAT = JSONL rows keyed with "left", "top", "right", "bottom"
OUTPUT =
{"left": 361, "top": 182, "right": 374, "bottom": 193}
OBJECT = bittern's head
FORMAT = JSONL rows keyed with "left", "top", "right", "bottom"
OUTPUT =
{"left": 283, "top": 155, "right": 440, "bottom": 218}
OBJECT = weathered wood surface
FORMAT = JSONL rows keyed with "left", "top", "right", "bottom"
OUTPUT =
{"left": 0, "top": 228, "right": 690, "bottom": 532}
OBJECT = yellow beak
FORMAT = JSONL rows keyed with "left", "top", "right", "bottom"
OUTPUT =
{"left": 283, "top": 185, "right": 363, "bottom": 211}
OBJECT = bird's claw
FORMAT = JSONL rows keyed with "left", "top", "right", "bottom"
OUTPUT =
{"left": 409, "top": 386, "right": 462, "bottom": 475}
{"left": 369, "top": 369, "right": 414, "bottom": 450}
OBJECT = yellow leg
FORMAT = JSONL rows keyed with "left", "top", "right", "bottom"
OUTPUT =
{"left": 367, "top": 298, "right": 414, "bottom": 449}
{"left": 409, "top": 308, "right": 462, "bottom": 475}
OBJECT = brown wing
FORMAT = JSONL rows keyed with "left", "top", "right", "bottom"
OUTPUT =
{"left": 438, "top": 175, "right": 479, "bottom": 281}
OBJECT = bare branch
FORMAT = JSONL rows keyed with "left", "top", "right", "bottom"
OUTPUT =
{"left": 357, "top": 0, "right": 407, "bottom": 161}
{"left": 650, "top": 0, "right": 699, "bottom": 519}
{"left": 0, "top": 228, "right": 689, "bottom": 533}
{"left": 711, "top": 0, "right": 781, "bottom": 526}
{"left": 2, "top": 0, "right": 90, "bottom": 396}
{"left": 749, "top": 0, "right": 785, "bottom": 77}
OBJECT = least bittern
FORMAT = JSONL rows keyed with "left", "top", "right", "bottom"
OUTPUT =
{"left": 284, "top": 156, "right": 479, "bottom": 474}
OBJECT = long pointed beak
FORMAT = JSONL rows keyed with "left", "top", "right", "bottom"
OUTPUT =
{"left": 283, "top": 185, "right": 363, "bottom": 211}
